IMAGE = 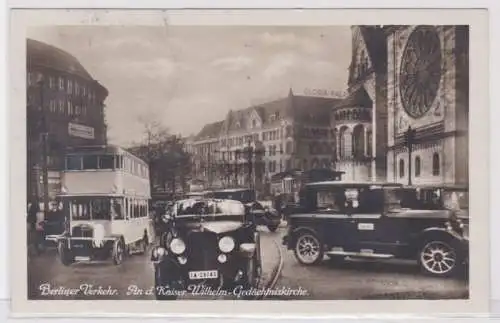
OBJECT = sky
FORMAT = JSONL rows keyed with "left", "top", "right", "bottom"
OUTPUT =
{"left": 28, "top": 26, "right": 352, "bottom": 146}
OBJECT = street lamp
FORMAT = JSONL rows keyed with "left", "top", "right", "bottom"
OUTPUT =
{"left": 404, "top": 125, "right": 417, "bottom": 186}
{"left": 36, "top": 74, "right": 50, "bottom": 218}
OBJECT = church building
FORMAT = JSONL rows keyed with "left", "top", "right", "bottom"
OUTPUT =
{"left": 385, "top": 26, "right": 469, "bottom": 185}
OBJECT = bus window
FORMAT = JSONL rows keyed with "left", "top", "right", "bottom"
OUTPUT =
{"left": 83, "top": 155, "right": 98, "bottom": 169}
{"left": 99, "top": 155, "right": 114, "bottom": 169}
{"left": 91, "top": 198, "right": 111, "bottom": 220}
{"left": 70, "top": 198, "right": 91, "bottom": 220}
{"left": 111, "top": 198, "right": 124, "bottom": 220}
{"left": 66, "top": 156, "right": 82, "bottom": 170}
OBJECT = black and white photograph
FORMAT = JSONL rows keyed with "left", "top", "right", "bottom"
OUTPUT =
{"left": 9, "top": 8, "right": 490, "bottom": 316}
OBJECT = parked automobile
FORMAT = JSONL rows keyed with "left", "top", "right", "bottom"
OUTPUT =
{"left": 151, "top": 198, "right": 262, "bottom": 300}
{"left": 282, "top": 181, "right": 469, "bottom": 277}
{"left": 206, "top": 188, "right": 281, "bottom": 232}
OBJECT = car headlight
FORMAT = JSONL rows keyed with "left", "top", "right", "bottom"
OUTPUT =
{"left": 151, "top": 246, "right": 167, "bottom": 261}
{"left": 218, "top": 236, "right": 235, "bottom": 253}
{"left": 169, "top": 238, "right": 186, "bottom": 255}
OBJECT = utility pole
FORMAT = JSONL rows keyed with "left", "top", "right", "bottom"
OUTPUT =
{"left": 37, "top": 75, "right": 50, "bottom": 218}
{"left": 404, "top": 126, "right": 417, "bottom": 186}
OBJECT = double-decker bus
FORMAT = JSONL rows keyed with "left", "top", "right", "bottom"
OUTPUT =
{"left": 47, "top": 145, "right": 153, "bottom": 266}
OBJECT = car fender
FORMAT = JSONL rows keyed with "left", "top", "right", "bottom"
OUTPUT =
{"left": 418, "top": 227, "right": 463, "bottom": 242}
{"left": 239, "top": 243, "right": 256, "bottom": 258}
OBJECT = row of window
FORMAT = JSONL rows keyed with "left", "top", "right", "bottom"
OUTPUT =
{"left": 65, "top": 154, "right": 149, "bottom": 179}
{"left": 48, "top": 99, "right": 89, "bottom": 117}
{"left": 69, "top": 197, "right": 149, "bottom": 221}
{"left": 399, "top": 153, "right": 441, "bottom": 178}
{"left": 27, "top": 72, "right": 96, "bottom": 100}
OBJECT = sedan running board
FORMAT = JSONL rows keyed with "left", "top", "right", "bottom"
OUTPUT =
{"left": 326, "top": 250, "right": 394, "bottom": 259}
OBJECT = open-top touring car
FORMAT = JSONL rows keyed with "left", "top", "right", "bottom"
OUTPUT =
{"left": 151, "top": 198, "right": 262, "bottom": 300}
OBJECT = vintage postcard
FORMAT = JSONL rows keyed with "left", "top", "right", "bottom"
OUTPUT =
{"left": 9, "top": 8, "right": 489, "bottom": 317}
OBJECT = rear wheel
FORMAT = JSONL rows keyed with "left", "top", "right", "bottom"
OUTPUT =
{"left": 137, "top": 233, "right": 149, "bottom": 255}
{"left": 294, "top": 232, "right": 323, "bottom": 265}
{"left": 418, "top": 239, "right": 461, "bottom": 277}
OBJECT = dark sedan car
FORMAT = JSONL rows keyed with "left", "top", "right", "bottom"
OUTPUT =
{"left": 282, "top": 181, "right": 468, "bottom": 277}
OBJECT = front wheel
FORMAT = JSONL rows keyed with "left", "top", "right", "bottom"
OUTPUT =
{"left": 418, "top": 239, "right": 462, "bottom": 277}
{"left": 58, "top": 241, "right": 74, "bottom": 266}
{"left": 154, "top": 269, "right": 178, "bottom": 300}
{"left": 293, "top": 232, "right": 323, "bottom": 265}
{"left": 112, "top": 239, "right": 125, "bottom": 265}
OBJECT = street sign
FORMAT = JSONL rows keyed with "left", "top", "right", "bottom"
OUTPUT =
{"left": 68, "top": 122, "right": 95, "bottom": 139}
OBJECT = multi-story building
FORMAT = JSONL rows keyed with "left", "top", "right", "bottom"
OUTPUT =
{"left": 190, "top": 89, "right": 341, "bottom": 195}
{"left": 385, "top": 26, "right": 469, "bottom": 185}
{"left": 332, "top": 26, "right": 388, "bottom": 182}
{"left": 27, "top": 39, "right": 108, "bottom": 200}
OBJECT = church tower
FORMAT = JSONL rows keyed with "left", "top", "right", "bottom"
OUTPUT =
{"left": 386, "top": 26, "right": 469, "bottom": 185}
{"left": 332, "top": 26, "right": 388, "bottom": 181}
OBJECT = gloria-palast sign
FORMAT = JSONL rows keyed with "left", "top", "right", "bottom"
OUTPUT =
{"left": 303, "top": 88, "right": 347, "bottom": 98}
{"left": 68, "top": 122, "right": 95, "bottom": 139}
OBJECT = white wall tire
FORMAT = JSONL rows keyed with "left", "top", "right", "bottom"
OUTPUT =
{"left": 294, "top": 232, "right": 323, "bottom": 265}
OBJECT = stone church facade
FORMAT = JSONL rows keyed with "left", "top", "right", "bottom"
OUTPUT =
{"left": 333, "top": 26, "right": 388, "bottom": 182}
{"left": 385, "top": 26, "right": 469, "bottom": 185}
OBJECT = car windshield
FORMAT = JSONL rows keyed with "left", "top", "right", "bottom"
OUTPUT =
{"left": 210, "top": 190, "right": 255, "bottom": 204}
{"left": 175, "top": 199, "right": 245, "bottom": 218}
{"left": 442, "top": 190, "right": 468, "bottom": 210}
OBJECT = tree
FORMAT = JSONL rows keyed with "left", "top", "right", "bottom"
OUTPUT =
{"left": 129, "top": 116, "right": 192, "bottom": 196}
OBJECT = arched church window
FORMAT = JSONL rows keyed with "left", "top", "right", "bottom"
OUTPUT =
{"left": 415, "top": 156, "right": 421, "bottom": 177}
{"left": 339, "top": 127, "right": 352, "bottom": 158}
{"left": 366, "top": 130, "right": 372, "bottom": 157}
{"left": 346, "top": 110, "right": 352, "bottom": 121}
{"left": 352, "top": 124, "right": 365, "bottom": 158}
{"left": 399, "top": 159, "right": 405, "bottom": 178}
{"left": 432, "top": 153, "right": 440, "bottom": 176}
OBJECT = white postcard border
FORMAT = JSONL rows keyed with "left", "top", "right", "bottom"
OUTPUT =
{"left": 8, "top": 8, "right": 490, "bottom": 317}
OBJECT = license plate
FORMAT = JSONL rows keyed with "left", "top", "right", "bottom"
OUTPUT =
{"left": 188, "top": 270, "right": 218, "bottom": 280}
{"left": 75, "top": 256, "right": 90, "bottom": 261}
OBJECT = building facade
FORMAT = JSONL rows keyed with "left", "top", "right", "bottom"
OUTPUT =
{"left": 189, "top": 90, "right": 340, "bottom": 195}
{"left": 385, "top": 26, "right": 469, "bottom": 185}
{"left": 27, "top": 39, "right": 109, "bottom": 200}
{"left": 332, "top": 26, "right": 388, "bottom": 182}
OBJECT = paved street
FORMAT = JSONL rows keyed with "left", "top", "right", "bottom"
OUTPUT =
{"left": 269, "top": 226, "right": 469, "bottom": 300}
{"left": 28, "top": 224, "right": 468, "bottom": 300}
{"left": 27, "top": 228, "right": 281, "bottom": 300}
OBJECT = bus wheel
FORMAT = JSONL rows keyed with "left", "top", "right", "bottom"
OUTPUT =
{"left": 138, "top": 234, "right": 149, "bottom": 255}
{"left": 112, "top": 239, "right": 125, "bottom": 265}
{"left": 58, "top": 241, "right": 74, "bottom": 266}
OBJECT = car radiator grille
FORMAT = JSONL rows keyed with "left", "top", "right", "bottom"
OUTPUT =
{"left": 72, "top": 226, "right": 93, "bottom": 238}
{"left": 186, "top": 232, "right": 218, "bottom": 271}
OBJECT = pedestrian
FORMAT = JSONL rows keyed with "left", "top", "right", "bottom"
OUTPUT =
{"left": 27, "top": 198, "right": 39, "bottom": 231}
